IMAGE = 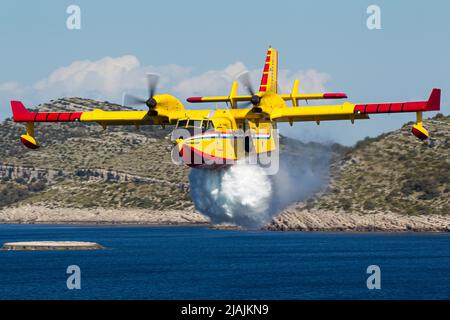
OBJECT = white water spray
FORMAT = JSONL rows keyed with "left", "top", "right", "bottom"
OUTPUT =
{"left": 189, "top": 163, "right": 273, "bottom": 228}
{"left": 189, "top": 141, "right": 333, "bottom": 229}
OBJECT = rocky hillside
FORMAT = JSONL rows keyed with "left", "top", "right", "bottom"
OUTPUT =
{"left": 269, "top": 114, "right": 450, "bottom": 231}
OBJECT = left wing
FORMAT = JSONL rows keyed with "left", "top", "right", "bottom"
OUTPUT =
{"left": 270, "top": 88, "right": 441, "bottom": 140}
{"left": 11, "top": 94, "right": 189, "bottom": 149}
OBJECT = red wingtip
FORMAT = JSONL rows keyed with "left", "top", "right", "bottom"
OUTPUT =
{"left": 426, "top": 88, "right": 441, "bottom": 111}
{"left": 11, "top": 101, "right": 33, "bottom": 122}
{"left": 323, "top": 93, "right": 348, "bottom": 99}
{"left": 187, "top": 97, "right": 203, "bottom": 103}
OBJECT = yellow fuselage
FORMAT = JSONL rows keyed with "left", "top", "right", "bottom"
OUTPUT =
{"left": 174, "top": 110, "right": 277, "bottom": 168}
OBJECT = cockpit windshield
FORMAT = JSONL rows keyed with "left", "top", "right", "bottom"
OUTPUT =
{"left": 187, "top": 120, "right": 202, "bottom": 128}
{"left": 202, "top": 120, "right": 210, "bottom": 131}
{"left": 176, "top": 119, "right": 214, "bottom": 132}
{"left": 177, "top": 120, "right": 188, "bottom": 128}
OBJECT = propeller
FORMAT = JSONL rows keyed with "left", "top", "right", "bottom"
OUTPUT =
{"left": 236, "top": 71, "right": 261, "bottom": 107}
{"left": 122, "top": 73, "right": 160, "bottom": 108}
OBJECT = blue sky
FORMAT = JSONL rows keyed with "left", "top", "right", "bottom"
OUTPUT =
{"left": 0, "top": 0, "right": 448, "bottom": 145}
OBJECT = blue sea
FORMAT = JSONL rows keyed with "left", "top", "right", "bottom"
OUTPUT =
{"left": 0, "top": 224, "right": 448, "bottom": 300}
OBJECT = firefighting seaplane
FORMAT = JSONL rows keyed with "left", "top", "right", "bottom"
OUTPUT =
{"left": 11, "top": 47, "right": 441, "bottom": 168}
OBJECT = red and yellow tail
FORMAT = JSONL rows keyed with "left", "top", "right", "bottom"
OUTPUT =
{"left": 259, "top": 47, "right": 278, "bottom": 93}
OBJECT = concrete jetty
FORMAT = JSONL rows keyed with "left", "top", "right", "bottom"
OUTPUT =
{"left": 2, "top": 241, "right": 104, "bottom": 250}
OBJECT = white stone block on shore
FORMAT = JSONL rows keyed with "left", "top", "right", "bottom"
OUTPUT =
{"left": 2, "top": 241, "right": 104, "bottom": 250}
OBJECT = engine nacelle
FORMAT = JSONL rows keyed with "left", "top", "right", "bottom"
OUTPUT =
{"left": 153, "top": 94, "right": 184, "bottom": 112}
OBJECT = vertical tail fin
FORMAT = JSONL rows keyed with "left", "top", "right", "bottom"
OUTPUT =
{"left": 259, "top": 47, "right": 278, "bottom": 93}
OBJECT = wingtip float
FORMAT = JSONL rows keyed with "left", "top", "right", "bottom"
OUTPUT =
{"left": 11, "top": 48, "right": 441, "bottom": 168}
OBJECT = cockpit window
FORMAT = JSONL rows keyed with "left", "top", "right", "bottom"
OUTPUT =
{"left": 177, "top": 120, "right": 187, "bottom": 128}
{"left": 187, "top": 120, "right": 202, "bottom": 128}
{"left": 202, "top": 120, "right": 214, "bottom": 131}
{"left": 177, "top": 119, "right": 214, "bottom": 132}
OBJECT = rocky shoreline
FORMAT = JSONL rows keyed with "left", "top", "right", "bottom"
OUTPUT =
{"left": 0, "top": 205, "right": 209, "bottom": 226}
{"left": 0, "top": 205, "right": 448, "bottom": 232}
{"left": 267, "top": 209, "right": 449, "bottom": 232}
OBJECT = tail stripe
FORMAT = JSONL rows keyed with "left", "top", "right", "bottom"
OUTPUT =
{"left": 259, "top": 48, "right": 278, "bottom": 93}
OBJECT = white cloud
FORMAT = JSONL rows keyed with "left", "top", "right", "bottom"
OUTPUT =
{"left": 173, "top": 62, "right": 248, "bottom": 96}
{"left": 173, "top": 62, "right": 330, "bottom": 97}
{"left": 34, "top": 55, "right": 141, "bottom": 99}
{"left": 278, "top": 69, "right": 331, "bottom": 93}
{"left": 0, "top": 81, "right": 23, "bottom": 92}
{"left": 30, "top": 55, "right": 187, "bottom": 102}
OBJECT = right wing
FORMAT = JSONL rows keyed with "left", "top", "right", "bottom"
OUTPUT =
{"left": 11, "top": 94, "right": 187, "bottom": 126}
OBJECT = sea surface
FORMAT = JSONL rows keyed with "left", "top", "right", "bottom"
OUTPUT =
{"left": 0, "top": 224, "right": 448, "bottom": 300}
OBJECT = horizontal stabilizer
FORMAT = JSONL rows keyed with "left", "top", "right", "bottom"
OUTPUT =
{"left": 278, "top": 92, "right": 348, "bottom": 101}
